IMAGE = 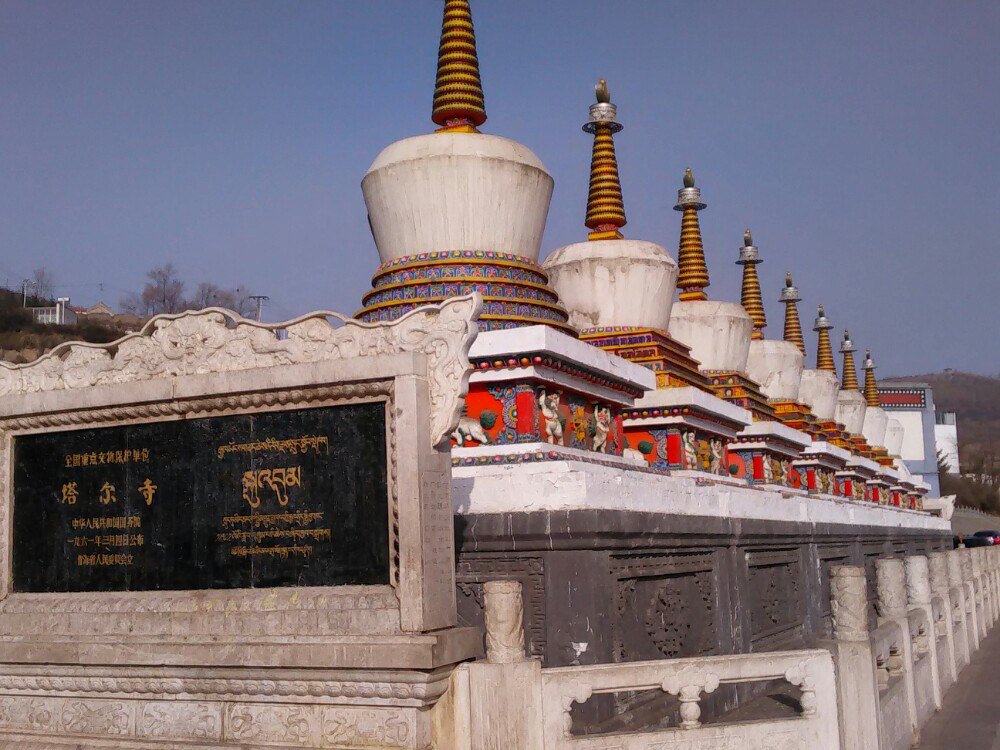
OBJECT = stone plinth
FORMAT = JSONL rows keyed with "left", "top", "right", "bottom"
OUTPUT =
{"left": 623, "top": 385, "right": 751, "bottom": 474}
{"left": 453, "top": 325, "right": 654, "bottom": 459}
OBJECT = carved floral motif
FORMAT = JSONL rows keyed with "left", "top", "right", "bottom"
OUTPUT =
{"left": 0, "top": 295, "right": 481, "bottom": 449}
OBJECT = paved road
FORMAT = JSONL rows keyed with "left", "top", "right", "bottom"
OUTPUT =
{"left": 921, "top": 626, "right": 1000, "bottom": 749}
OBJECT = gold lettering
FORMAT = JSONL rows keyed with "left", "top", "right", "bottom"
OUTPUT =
{"left": 98, "top": 482, "right": 117, "bottom": 505}
{"left": 137, "top": 478, "right": 157, "bottom": 506}
{"left": 60, "top": 482, "right": 79, "bottom": 505}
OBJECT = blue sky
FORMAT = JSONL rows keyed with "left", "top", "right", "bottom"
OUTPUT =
{"left": 2, "top": 0, "right": 998, "bottom": 376}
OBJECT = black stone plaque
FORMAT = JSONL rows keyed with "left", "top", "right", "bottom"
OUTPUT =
{"left": 12, "top": 403, "right": 390, "bottom": 593}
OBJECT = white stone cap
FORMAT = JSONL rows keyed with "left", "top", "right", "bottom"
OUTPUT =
{"left": 632, "top": 386, "right": 752, "bottom": 425}
{"left": 802, "top": 441, "right": 852, "bottom": 463}
{"left": 469, "top": 325, "right": 655, "bottom": 391}
{"left": 737, "top": 420, "right": 813, "bottom": 449}
{"left": 451, "top": 458, "right": 950, "bottom": 531}
{"left": 846, "top": 455, "right": 881, "bottom": 474}
{"left": 878, "top": 466, "right": 901, "bottom": 483}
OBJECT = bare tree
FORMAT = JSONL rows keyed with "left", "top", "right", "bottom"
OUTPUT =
{"left": 189, "top": 282, "right": 255, "bottom": 317}
{"left": 31, "top": 267, "right": 55, "bottom": 301}
{"left": 121, "top": 263, "right": 186, "bottom": 316}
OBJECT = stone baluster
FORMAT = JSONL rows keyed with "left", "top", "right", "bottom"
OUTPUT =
{"left": 929, "top": 551, "right": 960, "bottom": 686}
{"left": 950, "top": 550, "right": 978, "bottom": 653}
{"left": 971, "top": 550, "right": 986, "bottom": 634}
{"left": 484, "top": 580, "right": 527, "bottom": 664}
{"left": 876, "top": 557, "right": 918, "bottom": 742}
{"left": 466, "top": 581, "right": 543, "bottom": 750}
{"left": 961, "top": 549, "right": 985, "bottom": 643}
{"left": 982, "top": 548, "right": 998, "bottom": 626}
{"left": 992, "top": 548, "right": 1000, "bottom": 624}
{"left": 828, "top": 565, "right": 880, "bottom": 750}
{"left": 905, "top": 555, "right": 941, "bottom": 709}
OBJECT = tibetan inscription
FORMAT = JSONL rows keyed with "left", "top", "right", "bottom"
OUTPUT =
{"left": 12, "top": 403, "right": 389, "bottom": 592}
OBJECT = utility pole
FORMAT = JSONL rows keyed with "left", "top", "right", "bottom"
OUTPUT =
{"left": 249, "top": 295, "right": 269, "bottom": 322}
{"left": 22, "top": 279, "right": 30, "bottom": 307}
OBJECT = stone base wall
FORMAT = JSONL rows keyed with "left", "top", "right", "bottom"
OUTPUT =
{"left": 455, "top": 509, "right": 949, "bottom": 728}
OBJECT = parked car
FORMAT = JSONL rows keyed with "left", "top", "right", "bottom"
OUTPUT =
{"left": 974, "top": 530, "right": 1000, "bottom": 545}
{"left": 954, "top": 534, "right": 992, "bottom": 548}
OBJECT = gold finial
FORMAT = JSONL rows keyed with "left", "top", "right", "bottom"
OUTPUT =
{"left": 814, "top": 304, "right": 836, "bottom": 373}
{"left": 675, "top": 168, "right": 709, "bottom": 301}
{"left": 840, "top": 330, "right": 860, "bottom": 391}
{"left": 583, "top": 79, "right": 626, "bottom": 240}
{"left": 781, "top": 272, "right": 805, "bottom": 355}
{"left": 595, "top": 78, "right": 610, "bottom": 104}
{"left": 736, "top": 228, "right": 765, "bottom": 339}
{"left": 863, "top": 349, "right": 881, "bottom": 406}
{"left": 432, "top": 0, "right": 486, "bottom": 133}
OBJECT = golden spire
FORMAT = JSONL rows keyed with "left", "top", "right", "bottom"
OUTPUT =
{"left": 583, "top": 79, "right": 626, "bottom": 240}
{"left": 863, "top": 349, "right": 881, "bottom": 406}
{"left": 432, "top": 0, "right": 487, "bottom": 133}
{"left": 736, "top": 229, "right": 766, "bottom": 339}
{"left": 781, "top": 273, "right": 805, "bottom": 355}
{"left": 814, "top": 305, "right": 836, "bottom": 373}
{"left": 674, "top": 169, "right": 709, "bottom": 301}
{"left": 839, "top": 330, "right": 860, "bottom": 391}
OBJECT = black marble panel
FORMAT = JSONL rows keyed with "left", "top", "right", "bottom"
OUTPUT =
{"left": 13, "top": 403, "right": 389, "bottom": 593}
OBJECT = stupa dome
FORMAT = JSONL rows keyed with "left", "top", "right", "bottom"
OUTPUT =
{"left": 862, "top": 406, "right": 889, "bottom": 447}
{"left": 669, "top": 300, "right": 753, "bottom": 371}
{"left": 745, "top": 339, "right": 804, "bottom": 401}
{"left": 544, "top": 239, "right": 677, "bottom": 332}
{"left": 884, "top": 418, "right": 905, "bottom": 456}
{"left": 798, "top": 369, "right": 840, "bottom": 421}
{"left": 836, "top": 390, "right": 868, "bottom": 434}
{"left": 363, "top": 133, "right": 553, "bottom": 264}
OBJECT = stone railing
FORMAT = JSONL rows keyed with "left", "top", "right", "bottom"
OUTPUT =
{"left": 434, "top": 546, "right": 1000, "bottom": 750}
{"left": 539, "top": 649, "right": 837, "bottom": 749}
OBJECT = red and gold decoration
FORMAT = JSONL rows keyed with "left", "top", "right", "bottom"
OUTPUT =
{"left": 357, "top": 250, "right": 573, "bottom": 333}
{"left": 781, "top": 273, "right": 805, "bottom": 355}
{"left": 580, "top": 327, "right": 708, "bottom": 390}
{"left": 736, "top": 229, "right": 766, "bottom": 339}
{"left": 863, "top": 350, "right": 894, "bottom": 466}
{"left": 815, "top": 305, "right": 836, "bottom": 374}
{"left": 432, "top": 0, "right": 486, "bottom": 133}
{"left": 675, "top": 169, "right": 710, "bottom": 301}
{"left": 840, "top": 330, "right": 860, "bottom": 391}
{"left": 864, "top": 349, "right": 881, "bottom": 407}
{"left": 584, "top": 80, "right": 626, "bottom": 241}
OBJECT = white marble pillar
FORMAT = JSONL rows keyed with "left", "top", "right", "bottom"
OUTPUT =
{"left": 828, "top": 565, "right": 880, "bottom": 750}
{"left": 905, "top": 556, "right": 941, "bottom": 710}
{"left": 929, "top": 551, "right": 960, "bottom": 685}
{"left": 876, "top": 557, "right": 918, "bottom": 742}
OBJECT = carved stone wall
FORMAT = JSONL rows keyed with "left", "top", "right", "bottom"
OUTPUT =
{"left": 455, "top": 508, "right": 949, "bottom": 732}
{"left": 0, "top": 297, "right": 483, "bottom": 749}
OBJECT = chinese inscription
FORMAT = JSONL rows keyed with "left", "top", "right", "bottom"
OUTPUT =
{"left": 13, "top": 403, "right": 389, "bottom": 593}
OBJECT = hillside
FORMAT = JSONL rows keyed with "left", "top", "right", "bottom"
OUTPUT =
{"left": 886, "top": 371, "right": 1000, "bottom": 512}
{"left": 0, "top": 288, "right": 122, "bottom": 364}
